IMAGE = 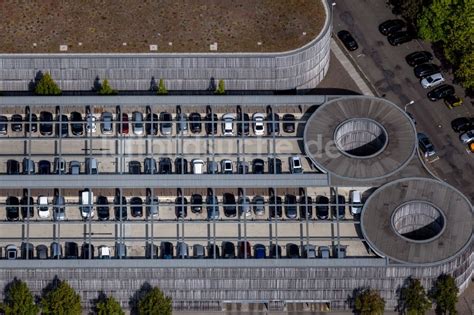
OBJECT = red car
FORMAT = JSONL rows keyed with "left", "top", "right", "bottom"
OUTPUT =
{"left": 118, "top": 113, "right": 129, "bottom": 134}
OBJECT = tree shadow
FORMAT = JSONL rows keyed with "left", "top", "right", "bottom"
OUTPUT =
{"left": 129, "top": 282, "right": 152, "bottom": 315}
{"left": 90, "top": 291, "right": 108, "bottom": 315}
{"left": 92, "top": 76, "right": 102, "bottom": 92}
{"left": 150, "top": 76, "right": 157, "bottom": 91}
{"left": 347, "top": 287, "right": 365, "bottom": 313}
{"left": 35, "top": 274, "right": 61, "bottom": 304}
{"left": 28, "top": 70, "right": 44, "bottom": 92}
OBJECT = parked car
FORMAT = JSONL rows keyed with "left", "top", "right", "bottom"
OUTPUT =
{"left": 159, "top": 158, "right": 172, "bottom": 174}
{"left": 237, "top": 161, "right": 249, "bottom": 174}
{"left": 206, "top": 194, "right": 219, "bottom": 220}
{"left": 319, "top": 246, "right": 330, "bottom": 259}
{"left": 130, "top": 197, "right": 143, "bottom": 217}
{"left": 55, "top": 114, "right": 68, "bottom": 137}
{"left": 54, "top": 157, "right": 66, "bottom": 174}
{"left": 414, "top": 63, "right": 440, "bottom": 78}
{"left": 444, "top": 95, "right": 463, "bottom": 109}
{"left": 36, "top": 245, "right": 48, "bottom": 259}
{"left": 97, "top": 196, "right": 110, "bottom": 220}
{"left": 159, "top": 112, "right": 173, "bottom": 135}
{"left": 427, "top": 84, "right": 455, "bottom": 101}
{"left": 11, "top": 114, "right": 23, "bottom": 132}
{"left": 222, "top": 241, "right": 235, "bottom": 259}
{"left": 269, "top": 196, "right": 282, "bottom": 218}
{"left": 37, "top": 196, "right": 50, "bottom": 219}
{"left": 85, "top": 157, "right": 98, "bottom": 174}
{"left": 207, "top": 160, "right": 218, "bottom": 174}
{"left": 337, "top": 30, "right": 358, "bottom": 51}
{"left": 252, "top": 113, "right": 265, "bottom": 136}
{"left": 269, "top": 244, "right": 282, "bottom": 258}
{"left": 459, "top": 130, "right": 474, "bottom": 144}
{"left": 50, "top": 242, "right": 62, "bottom": 259}
{"left": 115, "top": 242, "right": 127, "bottom": 259}
{"left": 53, "top": 195, "right": 65, "bottom": 221}
{"left": 0, "top": 116, "right": 7, "bottom": 135}
{"left": 175, "top": 196, "right": 187, "bottom": 218}
{"left": 132, "top": 111, "right": 144, "bottom": 135}
{"left": 129, "top": 160, "right": 142, "bottom": 174}
{"left": 192, "top": 159, "right": 204, "bottom": 174}
{"left": 282, "top": 114, "right": 296, "bottom": 133}
{"left": 289, "top": 156, "right": 303, "bottom": 173}
{"left": 193, "top": 244, "right": 205, "bottom": 258}
{"left": 189, "top": 112, "right": 202, "bottom": 133}
{"left": 191, "top": 194, "right": 203, "bottom": 214}
{"left": 24, "top": 113, "right": 38, "bottom": 133}
{"left": 302, "top": 245, "right": 316, "bottom": 258}
{"left": 38, "top": 160, "right": 51, "bottom": 174}
{"left": 420, "top": 73, "right": 445, "bottom": 89}
{"left": 81, "top": 243, "right": 95, "bottom": 259}
{"left": 6, "top": 196, "right": 20, "bottom": 221}
{"left": 146, "top": 196, "right": 159, "bottom": 219}
{"left": 238, "top": 196, "right": 251, "bottom": 217}
{"left": 70, "top": 112, "right": 84, "bottom": 136}
{"left": 98, "top": 246, "right": 111, "bottom": 259}
{"left": 80, "top": 189, "right": 95, "bottom": 219}
{"left": 205, "top": 113, "right": 218, "bottom": 135}
{"left": 114, "top": 195, "right": 128, "bottom": 220}
{"left": 285, "top": 194, "right": 297, "bottom": 219}
{"left": 221, "top": 159, "right": 233, "bottom": 174}
{"left": 350, "top": 190, "right": 363, "bottom": 215}
{"left": 266, "top": 112, "right": 280, "bottom": 135}
{"left": 39, "top": 111, "right": 53, "bottom": 135}
{"left": 286, "top": 243, "right": 300, "bottom": 258}
{"left": 238, "top": 241, "right": 251, "bottom": 258}
{"left": 85, "top": 113, "right": 97, "bottom": 133}
{"left": 176, "top": 242, "right": 189, "bottom": 259}
{"left": 117, "top": 112, "right": 129, "bottom": 134}
{"left": 7, "top": 159, "right": 20, "bottom": 175}
{"left": 299, "top": 195, "right": 313, "bottom": 219}
{"left": 207, "top": 242, "right": 220, "bottom": 258}
{"left": 388, "top": 31, "right": 412, "bottom": 46}
{"left": 405, "top": 51, "right": 433, "bottom": 67}
{"left": 101, "top": 112, "right": 113, "bottom": 135}
{"left": 145, "top": 113, "right": 158, "bottom": 135}
{"left": 69, "top": 160, "right": 80, "bottom": 175}
{"left": 378, "top": 19, "right": 405, "bottom": 35}
{"left": 175, "top": 157, "right": 188, "bottom": 174}
{"left": 221, "top": 113, "right": 235, "bottom": 136}
{"left": 223, "top": 193, "right": 237, "bottom": 218}
{"left": 417, "top": 133, "right": 436, "bottom": 157}
{"left": 161, "top": 242, "right": 173, "bottom": 259}
{"left": 20, "top": 196, "right": 34, "bottom": 219}
{"left": 236, "top": 112, "right": 250, "bottom": 136}
{"left": 252, "top": 159, "right": 264, "bottom": 174}
{"left": 145, "top": 243, "right": 158, "bottom": 259}
{"left": 331, "top": 195, "right": 346, "bottom": 219}
{"left": 268, "top": 158, "right": 282, "bottom": 174}
{"left": 451, "top": 117, "right": 473, "bottom": 133}
{"left": 253, "top": 195, "right": 265, "bottom": 216}
{"left": 64, "top": 242, "right": 79, "bottom": 259}
{"left": 316, "top": 196, "right": 329, "bottom": 220}
{"left": 254, "top": 244, "right": 266, "bottom": 259}
{"left": 144, "top": 158, "right": 157, "bottom": 174}
{"left": 22, "top": 158, "right": 35, "bottom": 174}
{"left": 6, "top": 245, "right": 17, "bottom": 260}
{"left": 176, "top": 113, "right": 188, "bottom": 134}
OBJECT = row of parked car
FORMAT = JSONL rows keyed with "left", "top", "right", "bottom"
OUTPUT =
{"left": 3, "top": 241, "right": 347, "bottom": 260}
{"left": 3, "top": 190, "right": 363, "bottom": 221}
{"left": 0, "top": 110, "right": 297, "bottom": 137}
{"left": 5, "top": 156, "right": 304, "bottom": 175}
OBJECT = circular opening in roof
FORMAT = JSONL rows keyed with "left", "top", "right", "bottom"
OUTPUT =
{"left": 334, "top": 118, "right": 388, "bottom": 158}
{"left": 392, "top": 201, "right": 445, "bottom": 243}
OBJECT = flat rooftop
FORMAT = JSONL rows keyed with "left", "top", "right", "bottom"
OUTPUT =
{"left": 0, "top": 0, "right": 326, "bottom": 53}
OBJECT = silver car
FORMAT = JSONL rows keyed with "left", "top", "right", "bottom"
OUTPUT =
{"left": 101, "top": 112, "right": 113, "bottom": 135}
{"left": 176, "top": 242, "right": 189, "bottom": 259}
{"left": 53, "top": 195, "right": 65, "bottom": 221}
{"left": 132, "top": 112, "right": 144, "bottom": 135}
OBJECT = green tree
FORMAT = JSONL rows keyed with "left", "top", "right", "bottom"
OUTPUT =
{"left": 40, "top": 280, "right": 82, "bottom": 315}
{"left": 0, "top": 279, "right": 39, "bottom": 315}
{"left": 399, "top": 278, "right": 431, "bottom": 315}
{"left": 215, "top": 79, "right": 225, "bottom": 95}
{"left": 98, "top": 79, "right": 117, "bottom": 95}
{"left": 455, "top": 52, "right": 474, "bottom": 90}
{"left": 138, "top": 287, "right": 172, "bottom": 315}
{"left": 34, "top": 72, "right": 61, "bottom": 95}
{"left": 157, "top": 79, "right": 168, "bottom": 95}
{"left": 96, "top": 295, "right": 124, "bottom": 315}
{"left": 399, "top": 0, "right": 425, "bottom": 24}
{"left": 354, "top": 288, "right": 385, "bottom": 315}
{"left": 430, "top": 274, "right": 458, "bottom": 315}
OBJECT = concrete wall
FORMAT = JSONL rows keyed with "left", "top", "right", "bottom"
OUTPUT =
{"left": 0, "top": 1, "right": 331, "bottom": 91}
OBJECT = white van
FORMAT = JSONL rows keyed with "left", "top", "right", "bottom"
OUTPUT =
{"left": 192, "top": 159, "right": 204, "bottom": 174}
{"left": 350, "top": 190, "right": 363, "bottom": 215}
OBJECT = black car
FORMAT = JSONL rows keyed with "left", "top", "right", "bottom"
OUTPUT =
{"left": 64, "top": 242, "right": 79, "bottom": 259}
{"left": 175, "top": 196, "right": 188, "bottom": 218}
{"left": 286, "top": 243, "right": 300, "bottom": 258}
{"left": 145, "top": 243, "right": 159, "bottom": 259}
{"left": 268, "top": 158, "right": 282, "bottom": 174}
{"left": 159, "top": 158, "right": 172, "bottom": 174}
{"left": 299, "top": 195, "right": 313, "bottom": 219}
{"left": 284, "top": 194, "right": 297, "bottom": 219}
{"left": 24, "top": 113, "right": 38, "bottom": 133}
{"left": 237, "top": 161, "right": 249, "bottom": 174}
{"left": 205, "top": 113, "right": 218, "bottom": 135}
{"left": 266, "top": 113, "right": 280, "bottom": 135}
{"left": 20, "top": 196, "right": 34, "bottom": 219}
{"left": 130, "top": 197, "right": 143, "bottom": 217}
{"left": 55, "top": 114, "right": 68, "bottom": 137}
{"left": 129, "top": 161, "right": 142, "bottom": 174}
{"left": 189, "top": 112, "right": 202, "bottom": 133}
{"left": 222, "top": 241, "right": 235, "bottom": 259}
{"left": 223, "top": 193, "right": 237, "bottom": 218}
{"left": 191, "top": 194, "right": 203, "bottom": 213}
{"left": 337, "top": 30, "right": 358, "bottom": 51}
{"left": 388, "top": 31, "right": 412, "bottom": 46}
{"left": 21, "top": 242, "right": 34, "bottom": 259}
{"left": 269, "top": 196, "right": 282, "bottom": 218}
{"left": 252, "top": 159, "right": 265, "bottom": 174}
{"left": 6, "top": 196, "right": 20, "bottom": 221}
{"left": 378, "top": 19, "right": 406, "bottom": 36}
{"left": 269, "top": 244, "right": 282, "bottom": 258}
{"left": 207, "top": 243, "right": 220, "bottom": 258}
{"left": 38, "top": 160, "right": 51, "bottom": 174}
{"left": 0, "top": 115, "right": 8, "bottom": 134}
{"left": 36, "top": 244, "right": 48, "bottom": 259}
{"left": 175, "top": 157, "right": 188, "bottom": 174}
{"left": 161, "top": 242, "right": 173, "bottom": 259}
{"left": 331, "top": 195, "right": 346, "bottom": 219}
{"left": 427, "top": 84, "right": 455, "bottom": 101}
{"left": 81, "top": 243, "right": 95, "bottom": 259}
{"left": 114, "top": 195, "right": 128, "bottom": 220}
{"left": 282, "top": 114, "right": 296, "bottom": 133}
{"left": 414, "top": 63, "right": 440, "bottom": 78}
{"left": 406, "top": 51, "right": 433, "bottom": 67}
{"left": 146, "top": 113, "right": 158, "bottom": 135}
{"left": 11, "top": 114, "right": 23, "bottom": 132}
{"left": 97, "top": 196, "right": 110, "bottom": 220}
{"left": 316, "top": 196, "right": 329, "bottom": 220}
{"left": 236, "top": 112, "right": 250, "bottom": 136}
{"left": 39, "top": 111, "right": 53, "bottom": 135}
{"left": 6, "top": 160, "right": 20, "bottom": 175}
{"left": 70, "top": 112, "right": 84, "bottom": 136}
{"left": 206, "top": 194, "right": 220, "bottom": 220}
{"left": 451, "top": 117, "right": 473, "bottom": 133}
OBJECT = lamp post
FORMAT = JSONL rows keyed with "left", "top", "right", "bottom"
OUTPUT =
{"left": 404, "top": 100, "right": 415, "bottom": 112}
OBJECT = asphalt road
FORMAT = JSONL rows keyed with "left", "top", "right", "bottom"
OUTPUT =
{"left": 332, "top": 0, "right": 474, "bottom": 201}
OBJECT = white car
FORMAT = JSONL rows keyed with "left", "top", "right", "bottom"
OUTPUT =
{"left": 192, "top": 159, "right": 204, "bottom": 174}
{"left": 253, "top": 113, "right": 265, "bottom": 136}
{"left": 99, "top": 245, "right": 111, "bottom": 259}
{"left": 37, "top": 196, "right": 50, "bottom": 219}
{"left": 289, "top": 156, "right": 303, "bottom": 174}
{"left": 459, "top": 129, "right": 474, "bottom": 144}
{"left": 420, "top": 73, "right": 445, "bottom": 89}
{"left": 350, "top": 190, "right": 363, "bottom": 215}
{"left": 221, "top": 159, "right": 233, "bottom": 174}
{"left": 85, "top": 114, "right": 97, "bottom": 133}
{"left": 80, "top": 189, "right": 95, "bottom": 219}
{"left": 221, "top": 113, "right": 235, "bottom": 136}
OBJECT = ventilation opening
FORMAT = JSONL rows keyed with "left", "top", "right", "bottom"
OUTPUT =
{"left": 334, "top": 119, "right": 387, "bottom": 158}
